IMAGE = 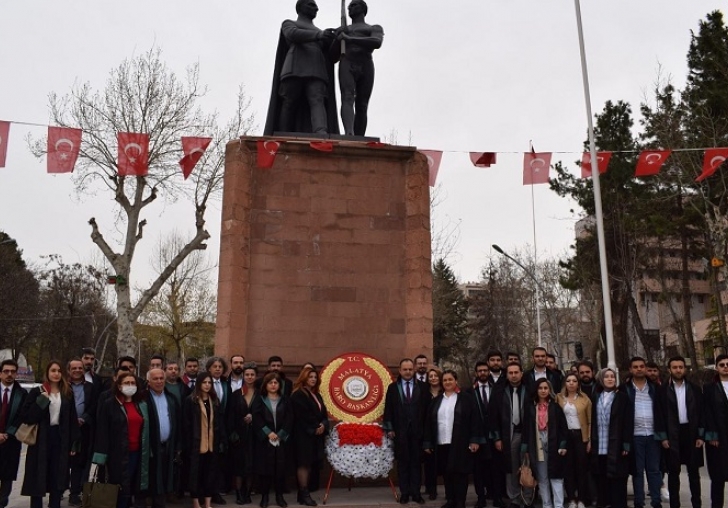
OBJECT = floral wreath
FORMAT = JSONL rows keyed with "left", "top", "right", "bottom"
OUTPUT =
{"left": 325, "top": 422, "right": 393, "bottom": 479}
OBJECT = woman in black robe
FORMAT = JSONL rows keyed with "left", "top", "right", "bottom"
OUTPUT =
{"left": 183, "top": 372, "right": 225, "bottom": 508}
{"left": 251, "top": 372, "right": 294, "bottom": 508}
{"left": 522, "top": 379, "right": 568, "bottom": 508}
{"left": 228, "top": 363, "right": 260, "bottom": 505}
{"left": 290, "top": 367, "right": 329, "bottom": 506}
{"left": 423, "top": 370, "right": 483, "bottom": 508}
{"left": 20, "top": 361, "right": 80, "bottom": 508}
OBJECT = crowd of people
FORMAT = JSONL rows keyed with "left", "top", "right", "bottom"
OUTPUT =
{"left": 0, "top": 348, "right": 727, "bottom": 508}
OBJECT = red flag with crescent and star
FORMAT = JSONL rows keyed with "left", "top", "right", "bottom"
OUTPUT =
{"left": 419, "top": 150, "right": 443, "bottom": 187}
{"left": 0, "top": 121, "right": 10, "bottom": 168}
{"left": 470, "top": 152, "right": 497, "bottom": 167}
{"left": 634, "top": 149, "right": 671, "bottom": 177}
{"left": 117, "top": 132, "right": 150, "bottom": 176}
{"left": 47, "top": 126, "right": 82, "bottom": 174}
{"left": 696, "top": 148, "right": 728, "bottom": 182}
{"left": 580, "top": 151, "right": 612, "bottom": 178}
{"left": 179, "top": 136, "right": 212, "bottom": 179}
{"left": 523, "top": 152, "right": 552, "bottom": 185}
{"left": 310, "top": 141, "right": 334, "bottom": 152}
{"left": 257, "top": 140, "right": 281, "bottom": 168}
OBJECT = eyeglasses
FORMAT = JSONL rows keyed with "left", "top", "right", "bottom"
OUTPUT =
{"left": 1, "top": 370, "right": 17, "bottom": 375}
{"left": 717, "top": 362, "right": 728, "bottom": 368}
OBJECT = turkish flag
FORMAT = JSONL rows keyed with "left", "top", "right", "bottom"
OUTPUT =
{"left": 47, "top": 127, "right": 82, "bottom": 174}
{"left": 470, "top": 152, "right": 497, "bottom": 167}
{"left": 0, "top": 121, "right": 10, "bottom": 168}
{"left": 257, "top": 140, "right": 281, "bottom": 168}
{"left": 179, "top": 136, "right": 212, "bottom": 179}
{"left": 634, "top": 149, "right": 671, "bottom": 177}
{"left": 117, "top": 132, "right": 150, "bottom": 176}
{"left": 580, "top": 151, "right": 612, "bottom": 178}
{"left": 420, "top": 150, "right": 443, "bottom": 187}
{"left": 523, "top": 152, "right": 552, "bottom": 185}
{"left": 310, "top": 141, "right": 334, "bottom": 152}
{"left": 696, "top": 148, "right": 728, "bottom": 182}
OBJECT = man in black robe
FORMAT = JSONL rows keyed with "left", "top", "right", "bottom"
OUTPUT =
{"left": 0, "top": 360, "right": 27, "bottom": 508}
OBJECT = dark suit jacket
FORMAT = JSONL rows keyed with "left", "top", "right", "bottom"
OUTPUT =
{"left": 382, "top": 377, "right": 428, "bottom": 461}
{"left": 0, "top": 382, "right": 28, "bottom": 481}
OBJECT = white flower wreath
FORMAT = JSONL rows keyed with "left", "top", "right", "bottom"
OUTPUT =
{"left": 325, "top": 422, "right": 394, "bottom": 479}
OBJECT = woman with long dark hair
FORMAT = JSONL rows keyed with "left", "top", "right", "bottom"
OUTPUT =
{"left": 228, "top": 363, "right": 260, "bottom": 505}
{"left": 590, "top": 368, "right": 633, "bottom": 508}
{"left": 252, "top": 372, "right": 294, "bottom": 508}
{"left": 20, "top": 361, "right": 80, "bottom": 508}
{"left": 556, "top": 373, "right": 592, "bottom": 508}
{"left": 290, "top": 367, "right": 329, "bottom": 506}
{"left": 424, "top": 367, "right": 443, "bottom": 500}
{"left": 423, "top": 370, "right": 482, "bottom": 508}
{"left": 92, "top": 370, "right": 150, "bottom": 508}
{"left": 183, "top": 371, "right": 225, "bottom": 508}
{"left": 522, "top": 379, "right": 568, "bottom": 508}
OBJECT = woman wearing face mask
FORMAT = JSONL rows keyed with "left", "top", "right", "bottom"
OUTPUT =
{"left": 423, "top": 370, "right": 483, "bottom": 508}
{"left": 590, "top": 368, "right": 632, "bottom": 508}
{"left": 228, "top": 363, "right": 260, "bottom": 505}
{"left": 522, "top": 379, "right": 568, "bottom": 508}
{"left": 92, "top": 371, "right": 151, "bottom": 508}
{"left": 20, "top": 360, "right": 80, "bottom": 508}
{"left": 252, "top": 372, "right": 294, "bottom": 508}
{"left": 184, "top": 372, "right": 226, "bottom": 508}
{"left": 556, "top": 373, "right": 592, "bottom": 508}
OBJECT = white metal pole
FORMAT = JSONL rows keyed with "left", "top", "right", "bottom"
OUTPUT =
{"left": 573, "top": 0, "right": 616, "bottom": 370}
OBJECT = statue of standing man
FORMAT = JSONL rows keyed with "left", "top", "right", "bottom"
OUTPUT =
{"left": 336, "top": 0, "right": 384, "bottom": 136}
{"left": 264, "top": 0, "right": 340, "bottom": 136}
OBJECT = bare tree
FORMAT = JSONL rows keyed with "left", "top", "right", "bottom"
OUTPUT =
{"left": 31, "top": 48, "right": 254, "bottom": 356}
{"left": 139, "top": 232, "right": 216, "bottom": 362}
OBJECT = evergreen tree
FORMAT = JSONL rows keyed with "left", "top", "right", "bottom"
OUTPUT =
{"left": 432, "top": 258, "right": 471, "bottom": 367}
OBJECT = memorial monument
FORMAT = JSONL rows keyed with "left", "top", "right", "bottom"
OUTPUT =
{"left": 215, "top": 1, "right": 431, "bottom": 368}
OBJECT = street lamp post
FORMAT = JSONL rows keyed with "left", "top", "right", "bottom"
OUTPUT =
{"left": 492, "top": 244, "right": 561, "bottom": 350}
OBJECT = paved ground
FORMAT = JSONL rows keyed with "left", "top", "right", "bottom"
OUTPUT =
{"left": 6, "top": 446, "right": 716, "bottom": 508}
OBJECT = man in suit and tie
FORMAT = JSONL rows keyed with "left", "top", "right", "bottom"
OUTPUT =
{"left": 67, "top": 359, "right": 98, "bottom": 506}
{"left": 383, "top": 358, "right": 428, "bottom": 505}
{"left": 468, "top": 361, "right": 495, "bottom": 508}
{"left": 182, "top": 357, "right": 199, "bottom": 390}
{"left": 414, "top": 355, "right": 429, "bottom": 385}
{"left": 0, "top": 359, "right": 28, "bottom": 508}
{"left": 81, "top": 347, "right": 104, "bottom": 398}
{"left": 491, "top": 362, "right": 532, "bottom": 508}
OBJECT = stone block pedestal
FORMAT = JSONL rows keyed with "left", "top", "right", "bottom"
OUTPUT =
{"left": 215, "top": 136, "right": 432, "bottom": 367}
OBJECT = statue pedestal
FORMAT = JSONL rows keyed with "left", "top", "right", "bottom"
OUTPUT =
{"left": 214, "top": 136, "right": 432, "bottom": 367}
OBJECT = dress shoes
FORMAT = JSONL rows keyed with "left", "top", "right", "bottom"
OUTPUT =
{"left": 213, "top": 493, "right": 228, "bottom": 505}
{"left": 412, "top": 496, "right": 426, "bottom": 505}
{"left": 400, "top": 495, "right": 410, "bottom": 504}
{"left": 259, "top": 494, "right": 269, "bottom": 508}
{"left": 274, "top": 494, "right": 287, "bottom": 508}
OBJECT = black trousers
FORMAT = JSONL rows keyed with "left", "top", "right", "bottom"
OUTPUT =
{"left": 0, "top": 480, "right": 13, "bottom": 507}
{"left": 667, "top": 424, "right": 701, "bottom": 508}
{"left": 424, "top": 448, "right": 437, "bottom": 496}
{"left": 710, "top": 480, "right": 727, "bottom": 508}
{"left": 472, "top": 447, "right": 491, "bottom": 502}
{"left": 594, "top": 455, "right": 627, "bottom": 508}
{"left": 31, "top": 426, "right": 62, "bottom": 508}
{"left": 396, "top": 430, "right": 422, "bottom": 497}
{"left": 564, "top": 430, "right": 589, "bottom": 502}
{"left": 438, "top": 445, "right": 468, "bottom": 508}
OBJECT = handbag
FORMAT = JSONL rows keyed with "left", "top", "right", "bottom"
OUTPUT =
{"left": 519, "top": 453, "right": 538, "bottom": 505}
{"left": 14, "top": 423, "right": 38, "bottom": 445}
{"left": 82, "top": 467, "right": 120, "bottom": 508}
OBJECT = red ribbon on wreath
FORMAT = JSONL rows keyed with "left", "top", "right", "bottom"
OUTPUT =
{"left": 337, "top": 423, "right": 383, "bottom": 447}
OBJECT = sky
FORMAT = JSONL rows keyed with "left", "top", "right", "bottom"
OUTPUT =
{"left": 0, "top": 1, "right": 723, "bottom": 290}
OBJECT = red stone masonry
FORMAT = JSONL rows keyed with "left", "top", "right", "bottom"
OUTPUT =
{"left": 215, "top": 136, "right": 432, "bottom": 368}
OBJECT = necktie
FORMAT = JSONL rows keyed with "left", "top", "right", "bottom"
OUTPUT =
{"left": 405, "top": 381, "right": 411, "bottom": 402}
{"left": 512, "top": 388, "right": 520, "bottom": 426}
{"left": 0, "top": 388, "right": 9, "bottom": 432}
{"left": 190, "top": 378, "right": 196, "bottom": 389}
{"left": 215, "top": 380, "right": 223, "bottom": 400}
{"left": 481, "top": 384, "right": 486, "bottom": 404}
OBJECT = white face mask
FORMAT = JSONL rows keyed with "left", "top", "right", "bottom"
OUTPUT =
{"left": 121, "top": 386, "right": 137, "bottom": 397}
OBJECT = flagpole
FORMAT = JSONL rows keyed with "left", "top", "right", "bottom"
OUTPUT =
{"left": 573, "top": 0, "right": 616, "bottom": 371}
{"left": 530, "top": 177, "right": 543, "bottom": 347}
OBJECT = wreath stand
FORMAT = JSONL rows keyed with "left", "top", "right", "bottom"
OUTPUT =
{"left": 322, "top": 469, "right": 398, "bottom": 505}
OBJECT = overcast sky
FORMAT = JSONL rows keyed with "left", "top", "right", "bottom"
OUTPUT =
{"left": 0, "top": 1, "right": 722, "bottom": 290}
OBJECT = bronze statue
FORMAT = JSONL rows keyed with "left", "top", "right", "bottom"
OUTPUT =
{"left": 335, "top": 0, "right": 383, "bottom": 136}
{"left": 264, "top": 0, "right": 340, "bottom": 136}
